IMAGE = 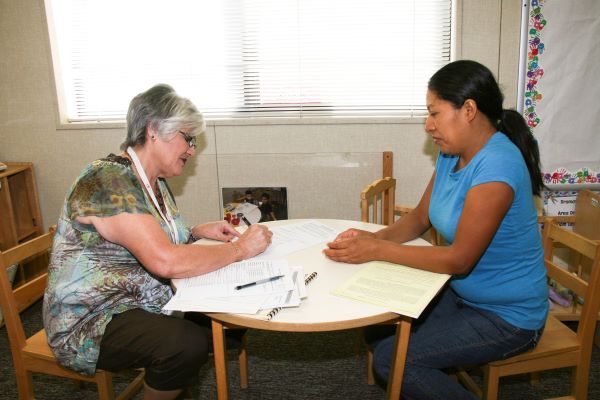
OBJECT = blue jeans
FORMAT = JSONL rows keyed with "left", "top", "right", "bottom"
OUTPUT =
{"left": 367, "top": 287, "right": 543, "bottom": 400}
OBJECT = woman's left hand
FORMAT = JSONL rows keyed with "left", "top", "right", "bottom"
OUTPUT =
{"left": 323, "top": 236, "right": 380, "bottom": 264}
{"left": 191, "top": 221, "right": 241, "bottom": 242}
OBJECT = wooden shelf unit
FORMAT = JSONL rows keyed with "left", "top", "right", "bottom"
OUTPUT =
{"left": 0, "top": 162, "right": 45, "bottom": 288}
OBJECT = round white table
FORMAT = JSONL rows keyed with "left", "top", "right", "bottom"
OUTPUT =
{"left": 202, "top": 219, "right": 434, "bottom": 400}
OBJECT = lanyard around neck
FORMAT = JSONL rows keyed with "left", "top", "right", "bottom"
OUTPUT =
{"left": 127, "top": 146, "right": 180, "bottom": 244}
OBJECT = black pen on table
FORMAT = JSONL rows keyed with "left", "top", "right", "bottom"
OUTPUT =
{"left": 238, "top": 213, "right": 252, "bottom": 227}
{"left": 235, "top": 275, "right": 284, "bottom": 290}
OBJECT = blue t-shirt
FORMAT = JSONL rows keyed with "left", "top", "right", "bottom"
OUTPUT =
{"left": 429, "top": 132, "right": 548, "bottom": 330}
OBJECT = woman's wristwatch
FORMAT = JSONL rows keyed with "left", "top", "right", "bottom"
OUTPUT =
{"left": 188, "top": 228, "right": 201, "bottom": 243}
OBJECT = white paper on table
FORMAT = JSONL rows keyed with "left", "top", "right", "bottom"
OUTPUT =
{"left": 259, "top": 266, "right": 305, "bottom": 309}
{"left": 163, "top": 268, "right": 300, "bottom": 314}
{"left": 296, "top": 268, "right": 308, "bottom": 299}
{"left": 233, "top": 273, "right": 295, "bottom": 297}
{"left": 162, "top": 292, "right": 268, "bottom": 314}
{"left": 176, "top": 259, "right": 291, "bottom": 298}
{"left": 252, "top": 220, "right": 340, "bottom": 260}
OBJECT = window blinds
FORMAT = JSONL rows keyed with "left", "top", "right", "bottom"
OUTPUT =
{"left": 46, "top": 0, "right": 452, "bottom": 121}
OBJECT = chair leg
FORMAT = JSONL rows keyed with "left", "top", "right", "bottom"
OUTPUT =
{"left": 454, "top": 367, "right": 482, "bottom": 399}
{"left": 529, "top": 371, "right": 540, "bottom": 385}
{"left": 573, "top": 363, "right": 590, "bottom": 400}
{"left": 354, "top": 328, "right": 364, "bottom": 356}
{"left": 367, "top": 347, "right": 375, "bottom": 385}
{"left": 238, "top": 334, "right": 249, "bottom": 389}
{"left": 116, "top": 369, "right": 145, "bottom": 400}
{"left": 95, "top": 370, "right": 116, "bottom": 400}
{"left": 72, "top": 378, "right": 83, "bottom": 389}
{"left": 483, "top": 366, "right": 500, "bottom": 400}
{"left": 15, "top": 368, "right": 35, "bottom": 400}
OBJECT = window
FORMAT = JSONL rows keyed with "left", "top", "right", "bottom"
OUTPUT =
{"left": 45, "top": 0, "right": 453, "bottom": 122}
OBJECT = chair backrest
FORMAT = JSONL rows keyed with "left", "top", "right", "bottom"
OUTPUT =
{"left": 542, "top": 220, "right": 600, "bottom": 356}
{"left": 382, "top": 151, "right": 393, "bottom": 178}
{"left": 559, "top": 190, "right": 600, "bottom": 285}
{"left": 361, "top": 177, "right": 396, "bottom": 226}
{"left": 574, "top": 189, "right": 600, "bottom": 240}
{"left": 0, "top": 230, "right": 54, "bottom": 355}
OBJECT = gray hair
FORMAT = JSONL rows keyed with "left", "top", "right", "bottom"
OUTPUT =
{"left": 120, "top": 84, "right": 205, "bottom": 150}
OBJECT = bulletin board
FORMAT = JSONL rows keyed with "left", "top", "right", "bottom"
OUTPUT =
{"left": 521, "top": 0, "right": 600, "bottom": 187}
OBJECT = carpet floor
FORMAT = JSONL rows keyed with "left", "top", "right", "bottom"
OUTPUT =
{"left": 1, "top": 301, "right": 599, "bottom": 399}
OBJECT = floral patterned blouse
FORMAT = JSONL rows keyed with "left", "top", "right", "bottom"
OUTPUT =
{"left": 43, "top": 154, "right": 190, "bottom": 375}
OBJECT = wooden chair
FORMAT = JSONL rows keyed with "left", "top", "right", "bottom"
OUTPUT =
{"left": 537, "top": 189, "right": 600, "bottom": 238}
{"left": 358, "top": 176, "right": 395, "bottom": 384}
{"left": 394, "top": 205, "right": 443, "bottom": 246}
{"left": 361, "top": 153, "right": 442, "bottom": 384}
{"left": 544, "top": 190, "right": 600, "bottom": 348}
{"left": 0, "top": 229, "right": 144, "bottom": 400}
{"left": 571, "top": 189, "right": 600, "bottom": 240}
{"left": 361, "top": 177, "right": 397, "bottom": 226}
{"left": 380, "top": 150, "right": 442, "bottom": 245}
{"left": 458, "top": 220, "right": 600, "bottom": 400}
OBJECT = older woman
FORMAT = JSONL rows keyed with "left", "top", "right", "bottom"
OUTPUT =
{"left": 43, "top": 84, "right": 272, "bottom": 400}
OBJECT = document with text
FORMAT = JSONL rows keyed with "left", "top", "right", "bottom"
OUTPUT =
{"left": 174, "top": 259, "right": 293, "bottom": 298}
{"left": 251, "top": 220, "right": 340, "bottom": 260}
{"left": 162, "top": 220, "right": 337, "bottom": 314}
{"left": 163, "top": 261, "right": 304, "bottom": 314}
{"left": 332, "top": 261, "right": 450, "bottom": 318}
{"left": 259, "top": 266, "right": 305, "bottom": 309}
{"left": 163, "top": 293, "right": 268, "bottom": 314}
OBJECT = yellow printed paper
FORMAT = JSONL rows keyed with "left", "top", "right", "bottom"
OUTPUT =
{"left": 332, "top": 261, "right": 449, "bottom": 318}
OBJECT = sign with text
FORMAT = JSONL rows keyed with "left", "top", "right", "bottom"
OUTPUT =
{"left": 545, "top": 195, "right": 576, "bottom": 218}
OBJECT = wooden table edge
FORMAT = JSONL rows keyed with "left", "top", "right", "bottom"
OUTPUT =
{"left": 205, "top": 311, "right": 405, "bottom": 332}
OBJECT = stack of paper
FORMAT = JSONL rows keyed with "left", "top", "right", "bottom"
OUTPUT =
{"left": 163, "top": 220, "right": 340, "bottom": 315}
{"left": 163, "top": 260, "right": 306, "bottom": 314}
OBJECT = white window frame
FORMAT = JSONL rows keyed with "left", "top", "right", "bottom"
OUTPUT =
{"left": 43, "top": 0, "right": 459, "bottom": 129}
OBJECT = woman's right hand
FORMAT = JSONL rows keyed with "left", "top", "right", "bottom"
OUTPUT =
{"left": 236, "top": 225, "right": 273, "bottom": 259}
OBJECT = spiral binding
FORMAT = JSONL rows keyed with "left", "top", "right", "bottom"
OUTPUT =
{"left": 265, "top": 272, "right": 318, "bottom": 321}
{"left": 304, "top": 271, "right": 317, "bottom": 284}
{"left": 265, "top": 306, "right": 282, "bottom": 321}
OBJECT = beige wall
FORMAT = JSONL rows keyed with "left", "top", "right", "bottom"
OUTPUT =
{"left": 0, "top": 0, "right": 521, "bottom": 229}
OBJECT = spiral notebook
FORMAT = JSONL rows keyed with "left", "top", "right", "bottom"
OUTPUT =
{"left": 259, "top": 271, "right": 318, "bottom": 321}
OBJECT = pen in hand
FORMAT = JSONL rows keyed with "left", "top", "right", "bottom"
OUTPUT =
{"left": 235, "top": 275, "right": 284, "bottom": 290}
{"left": 238, "top": 213, "right": 252, "bottom": 227}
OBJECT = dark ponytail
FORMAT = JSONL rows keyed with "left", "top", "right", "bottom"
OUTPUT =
{"left": 498, "top": 109, "right": 544, "bottom": 196}
{"left": 428, "top": 60, "right": 545, "bottom": 196}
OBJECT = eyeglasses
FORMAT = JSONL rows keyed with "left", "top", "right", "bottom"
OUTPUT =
{"left": 178, "top": 130, "right": 197, "bottom": 149}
